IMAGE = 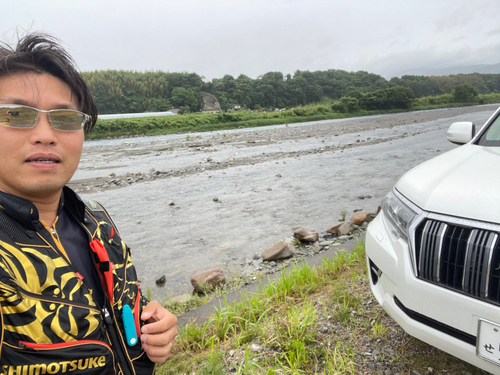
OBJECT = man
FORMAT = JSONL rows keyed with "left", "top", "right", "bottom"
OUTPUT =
{"left": 0, "top": 33, "right": 177, "bottom": 374}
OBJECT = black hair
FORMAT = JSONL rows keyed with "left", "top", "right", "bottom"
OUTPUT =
{"left": 0, "top": 32, "right": 97, "bottom": 132}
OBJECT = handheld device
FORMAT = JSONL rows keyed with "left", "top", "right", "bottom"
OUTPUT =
{"left": 122, "top": 305, "right": 138, "bottom": 346}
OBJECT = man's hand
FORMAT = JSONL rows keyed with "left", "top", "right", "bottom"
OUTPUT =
{"left": 140, "top": 300, "right": 178, "bottom": 363}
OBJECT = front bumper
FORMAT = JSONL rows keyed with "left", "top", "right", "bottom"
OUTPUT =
{"left": 366, "top": 211, "right": 500, "bottom": 373}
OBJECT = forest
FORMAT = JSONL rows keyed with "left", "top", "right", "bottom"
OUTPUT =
{"left": 81, "top": 69, "right": 500, "bottom": 115}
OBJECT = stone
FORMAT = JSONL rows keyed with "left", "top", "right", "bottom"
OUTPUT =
{"left": 190, "top": 268, "right": 226, "bottom": 292}
{"left": 338, "top": 221, "right": 354, "bottom": 235}
{"left": 155, "top": 275, "right": 166, "bottom": 286}
{"left": 275, "top": 174, "right": 282, "bottom": 177}
{"left": 261, "top": 239, "right": 295, "bottom": 261}
{"left": 326, "top": 222, "right": 344, "bottom": 236}
{"left": 319, "top": 241, "right": 334, "bottom": 247}
{"left": 249, "top": 343, "right": 263, "bottom": 352}
{"left": 170, "top": 293, "right": 191, "bottom": 305}
{"left": 213, "top": 197, "right": 219, "bottom": 202}
{"left": 166, "top": 200, "right": 175, "bottom": 206}
{"left": 365, "top": 212, "right": 377, "bottom": 222}
{"left": 293, "top": 228, "right": 319, "bottom": 242}
{"left": 350, "top": 211, "right": 367, "bottom": 225}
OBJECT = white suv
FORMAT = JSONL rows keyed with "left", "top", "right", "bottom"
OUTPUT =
{"left": 366, "top": 106, "right": 500, "bottom": 373}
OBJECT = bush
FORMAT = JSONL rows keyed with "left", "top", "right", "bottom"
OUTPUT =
{"left": 452, "top": 83, "right": 478, "bottom": 103}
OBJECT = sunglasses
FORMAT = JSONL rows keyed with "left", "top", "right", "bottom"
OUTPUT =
{"left": 0, "top": 104, "right": 90, "bottom": 131}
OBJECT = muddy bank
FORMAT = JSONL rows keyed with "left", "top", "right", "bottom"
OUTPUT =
{"left": 73, "top": 105, "right": 498, "bottom": 300}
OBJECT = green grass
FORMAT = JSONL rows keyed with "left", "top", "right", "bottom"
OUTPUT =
{"left": 157, "top": 240, "right": 487, "bottom": 374}
{"left": 85, "top": 95, "right": 500, "bottom": 140}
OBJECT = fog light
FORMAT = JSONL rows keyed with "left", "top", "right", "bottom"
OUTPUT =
{"left": 369, "top": 259, "right": 382, "bottom": 285}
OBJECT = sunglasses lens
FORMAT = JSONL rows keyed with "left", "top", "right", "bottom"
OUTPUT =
{"left": 50, "top": 110, "right": 86, "bottom": 131}
{"left": 1, "top": 106, "right": 38, "bottom": 128}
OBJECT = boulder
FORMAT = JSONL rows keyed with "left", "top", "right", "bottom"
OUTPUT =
{"left": 261, "top": 239, "right": 295, "bottom": 261}
{"left": 338, "top": 221, "right": 355, "bottom": 236}
{"left": 190, "top": 268, "right": 226, "bottom": 293}
{"left": 293, "top": 228, "right": 319, "bottom": 242}
{"left": 326, "top": 222, "right": 344, "bottom": 236}
{"left": 350, "top": 211, "right": 367, "bottom": 225}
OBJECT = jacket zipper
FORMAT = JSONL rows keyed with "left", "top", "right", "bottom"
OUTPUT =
{"left": 19, "top": 339, "right": 112, "bottom": 352}
{"left": 80, "top": 212, "right": 135, "bottom": 375}
{"left": 3, "top": 281, "right": 100, "bottom": 312}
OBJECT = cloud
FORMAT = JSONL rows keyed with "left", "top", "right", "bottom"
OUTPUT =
{"left": 2, "top": 0, "right": 500, "bottom": 80}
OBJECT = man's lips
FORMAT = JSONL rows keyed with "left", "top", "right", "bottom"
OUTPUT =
{"left": 25, "top": 154, "right": 61, "bottom": 164}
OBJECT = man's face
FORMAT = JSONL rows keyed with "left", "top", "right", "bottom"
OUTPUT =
{"left": 0, "top": 73, "right": 84, "bottom": 202}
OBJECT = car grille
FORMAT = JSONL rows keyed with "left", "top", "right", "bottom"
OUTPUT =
{"left": 415, "top": 219, "right": 500, "bottom": 304}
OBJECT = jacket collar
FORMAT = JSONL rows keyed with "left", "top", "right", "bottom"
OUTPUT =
{"left": 0, "top": 186, "right": 86, "bottom": 229}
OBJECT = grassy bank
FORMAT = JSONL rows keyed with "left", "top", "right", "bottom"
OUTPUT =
{"left": 159, "top": 242, "right": 485, "bottom": 375}
{"left": 86, "top": 94, "right": 500, "bottom": 140}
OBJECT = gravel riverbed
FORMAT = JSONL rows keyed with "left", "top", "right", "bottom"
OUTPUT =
{"left": 73, "top": 104, "right": 499, "bottom": 301}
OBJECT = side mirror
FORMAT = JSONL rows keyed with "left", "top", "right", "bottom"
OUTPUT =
{"left": 446, "top": 122, "right": 476, "bottom": 145}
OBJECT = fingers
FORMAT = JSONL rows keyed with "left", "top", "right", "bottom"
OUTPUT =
{"left": 139, "top": 300, "right": 178, "bottom": 363}
{"left": 142, "top": 340, "right": 175, "bottom": 363}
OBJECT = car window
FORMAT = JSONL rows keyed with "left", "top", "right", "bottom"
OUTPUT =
{"left": 477, "top": 113, "right": 500, "bottom": 146}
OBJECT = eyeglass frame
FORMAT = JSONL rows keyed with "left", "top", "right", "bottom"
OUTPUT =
{"left": 0, "top": 104, "right": 90, "bottom": 131}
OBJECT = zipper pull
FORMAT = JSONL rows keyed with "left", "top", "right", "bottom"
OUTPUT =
{"left": 14, "top": 285, "right": 23, "bottom": 301}
{"left": 102, "top": 307, "right": 113, "bottom": 325}
{"left": 18, "top": 342, "right": 28, "bottom": 349}
{"left": 50, "top": 227, "right": 58, "bottom": 239}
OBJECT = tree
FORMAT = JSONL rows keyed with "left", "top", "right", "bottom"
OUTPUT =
{"left": 452, "top": 83, "right": 478, "bottom": 103}
{"left": 170, "top": 87, "right": 199, "bottom": 112}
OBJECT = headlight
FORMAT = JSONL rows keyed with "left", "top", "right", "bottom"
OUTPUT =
{"left": 382, "top": 190, "right": 418, "bottom": 242}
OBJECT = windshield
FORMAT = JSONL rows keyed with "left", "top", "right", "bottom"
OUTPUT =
{"left": 477, "top": 112, "right": 500, "bottom": 146}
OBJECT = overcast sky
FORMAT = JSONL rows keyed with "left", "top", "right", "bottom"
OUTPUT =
{"left": 3, "top": 0, "right": 500, "bottom": 80}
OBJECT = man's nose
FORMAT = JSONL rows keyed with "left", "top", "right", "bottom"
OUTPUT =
{"left": 30, "top": 112, "right": 57, "bottom": 144}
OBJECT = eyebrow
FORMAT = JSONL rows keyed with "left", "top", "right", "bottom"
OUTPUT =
{"left": 0, "top": 97, "right": 77, "bottom": 110}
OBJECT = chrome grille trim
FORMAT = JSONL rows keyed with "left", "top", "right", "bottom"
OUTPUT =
{"left": 415, "top": 217, "right": 500, "bottom": 304}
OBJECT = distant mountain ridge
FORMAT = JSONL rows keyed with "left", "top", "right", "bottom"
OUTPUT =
{"left": 391, "top": 62, "right": 500, "bottom": 78}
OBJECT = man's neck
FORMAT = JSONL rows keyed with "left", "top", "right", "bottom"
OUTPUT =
{"left": 31, "top": 193, "right": 61, "bottom": 227}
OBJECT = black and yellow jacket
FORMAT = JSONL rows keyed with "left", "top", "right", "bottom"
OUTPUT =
{"left": 0, "top": 187, "right": 155, "bottom": 375}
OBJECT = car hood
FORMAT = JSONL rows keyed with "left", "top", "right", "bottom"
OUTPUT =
{"left": 396, "top": 144, "right": 500, "bottom": 224}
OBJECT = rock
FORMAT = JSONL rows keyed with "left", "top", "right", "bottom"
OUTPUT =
{"left": 170, "top": 293, "right": 191, "bottom": 305}
{"left": 155, "top": 275, "right": 166, "bottom": 286}
{"left": 275, "top": 174, "right": 282, "bottom": 177}
{"left": 213, "top": 197, "right": 219, "bottom": 202}
{"left": 293, "top": 228, "right": 319, "bottom": 242}
{"left": 293, "top": 227, "right": 309, "bottom": 238}
{"left": 227, "top": 157, "right": 235, "bottom": 162}
{"left": 249, "top": 343, "right": 263, "bottom": 352}
{"left": 326, "top": 222, "right": 344, "bottom": 236}
{"left": 338, "top": 221, "right": 354, "bottom": 235}
{"left": 166, "top": 200, "right": 175, "bottom": 206}
{"left": 190, "top": 268, "right": 226, "bottom": 292}
{"left": 350, "top": 211, "right": 367, "bottom": 225}
{"left": 319, "top": 241, "right": 334, "bottom": 247}
{"left": 261, "top": 239, "right": 295, "bottom": 261}
{"left": 365, "top": 212, "right": 377, "bottom": 222}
